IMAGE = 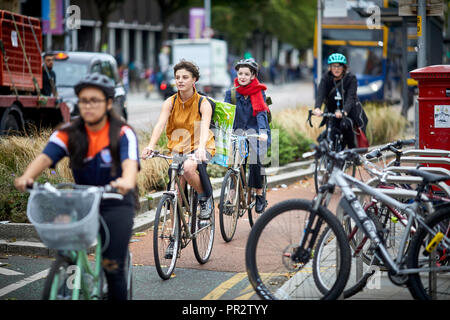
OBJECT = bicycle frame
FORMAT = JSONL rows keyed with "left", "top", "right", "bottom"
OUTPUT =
{"left": 330, "top": 167, "right": 450, "bottom": 275}
{"left": 228, "top": 135, "right": 253, "bottom": 210}
{"left": 50, "top": 235, "right": 103, "bottom": 300}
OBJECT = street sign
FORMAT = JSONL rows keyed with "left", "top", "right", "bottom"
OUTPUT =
{"left": 398, "top": 0, "right": 444, "bottom": 16}
{"left": 323, "top": 0, "right": 348, "bottom": 17}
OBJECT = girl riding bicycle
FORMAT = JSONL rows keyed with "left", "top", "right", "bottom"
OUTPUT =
{"left": 141, "top": 60, "right": 215, "bottom": 221}
{"left": 225, "top": 58, "right": 271, "bottom": 213}
{"left": 313, "top": 53, "right": 368, "bottom": 149}
{"left": 14, "top": 73, "right": 140, "bottom": 300}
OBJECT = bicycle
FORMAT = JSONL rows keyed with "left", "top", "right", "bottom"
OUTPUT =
{"left": 218, "top": 132, "right": 268, "bottom": 242}
{"left": 307, "top": 109, "right": 355, "bottom": 194}
{"left": 314, "top": 139, "right": 448, "bottom": 298}
{"left": 27, "top": 182, "right": 133, "bottom": 300}
{"left": 245, "top": 146, "right": 352, "bottom": 299}
{"left": 143, "top": 151, "right": 215, "bottom": 280}
{"left": 308, "top": 142, "right": 450, "bottom": 300}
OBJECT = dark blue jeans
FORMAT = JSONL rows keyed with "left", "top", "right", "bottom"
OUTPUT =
{"left": 99, "top": 193, "right": 134, "bottom": 300}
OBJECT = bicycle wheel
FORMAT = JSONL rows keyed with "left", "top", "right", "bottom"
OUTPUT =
{"left": 407, "top": 205, "right": 450, "bottom": 300}
{"left": 192, "top": 190, "right": 215, "bottom": 264}
{"left": 219, "top": 169, "right": 240, "bottom": 242}
{"left": 42, "top": 255, "right": 76, "bottom": 300}
{"left": 153, "top": 194, "right": 180, "bottom": 280}
{"left": 125, "top": 251, "right": 133, "bottom": 300}
{"left": 313, "top": 224, "right": 379, "bottom": 299}
{"left": 245, "top": 199, "right": 351, "bottom": 300}
{"left": 248, "top": 175, "right": 267, "bottom": 227}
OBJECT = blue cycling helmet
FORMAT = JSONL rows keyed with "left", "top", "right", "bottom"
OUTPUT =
{"left": 328, "top": 53, "right": 347, "bottom": 65}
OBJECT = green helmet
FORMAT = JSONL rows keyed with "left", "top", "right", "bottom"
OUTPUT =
{"left": 328, "top": 53, "right": 347, "bottom": 65}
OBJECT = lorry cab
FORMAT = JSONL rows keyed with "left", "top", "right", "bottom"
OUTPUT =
{"left": 51, "top": 51, "right": 127, "bottom": 120}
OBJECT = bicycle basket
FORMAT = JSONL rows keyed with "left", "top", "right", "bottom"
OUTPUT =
{"left": 26, "top": 187, "right": 102, "bottom": 250}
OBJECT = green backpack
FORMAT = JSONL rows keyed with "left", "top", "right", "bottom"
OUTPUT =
{"left": 230, "top": 87, "right": 273, "bottom": 123}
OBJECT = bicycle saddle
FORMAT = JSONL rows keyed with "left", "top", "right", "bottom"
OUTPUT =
{"left": 407, "top": 169, "right": 450, "bottom": 184}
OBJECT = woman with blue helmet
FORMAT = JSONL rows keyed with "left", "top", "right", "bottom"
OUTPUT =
{"left": 313, "top": 53, "right": 368, "bottom": 149}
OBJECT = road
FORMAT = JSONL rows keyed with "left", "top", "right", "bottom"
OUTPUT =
{"left": 0, "top": 80, "right": 415, "bottom": 303}
{"left": 126, "top": 79, "right": 315, "bottom": 131}
{"left": 0, "top": 177, "right": 321, "bottom": 301}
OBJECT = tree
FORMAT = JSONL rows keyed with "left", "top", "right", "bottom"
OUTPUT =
{"left": 211, "top": 0, "right": 316, "bottom": 53}
{"left": 93, "top": 0, "right": 125, "bottom": 52}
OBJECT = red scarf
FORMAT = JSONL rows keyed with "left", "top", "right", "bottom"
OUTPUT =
{"left": 234, "top": 78, "right": 268, "bottom": 116}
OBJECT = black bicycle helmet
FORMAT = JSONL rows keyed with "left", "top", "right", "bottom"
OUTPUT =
{"left": 74, "top": 72, "right": 115, "bottom": 99}
{"left": 234, "top": 58, "right": 259, "bottom": 74}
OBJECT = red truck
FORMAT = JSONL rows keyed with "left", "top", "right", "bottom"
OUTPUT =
{"left": 0, "top": 10, "right": 69, "bottom": 135}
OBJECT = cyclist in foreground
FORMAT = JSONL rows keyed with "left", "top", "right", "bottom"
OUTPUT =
{"left": 141, "top": 60, "right": 215, "bottom": 255}
{"left": 224, "top": 58, "right": 271, "bottom": 213}
{"left": 14, "top": 73, "right": 140, "bottom": 300}
{"left": 313, "top": 53, "right": 368, "bottom": 149}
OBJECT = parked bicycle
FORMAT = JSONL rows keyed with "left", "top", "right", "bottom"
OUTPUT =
{"left": 218, "top": 132, "right": 268, "bottom": 242}
{"left": 306, "top": 142, "right": 450, "bottom": 300}
{"left": 315, "top": 140, "right": 446, "bottom": 298}
{"left": 27, "top": 183, "right": 133, "bottom": 300}
{"left": 143, "top": 151, "right": 215, "bottom": 280}
{"left": 330, "top": 139, "right": 450, "bottom": 298}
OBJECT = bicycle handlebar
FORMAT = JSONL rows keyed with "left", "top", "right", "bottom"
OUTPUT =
{"left": 365, "top": 139, "right": 416, "bottom": 160}
{"left": 27, "top": 182, "right": 124, "bottom": 200}
{"left": 140, "top": 150, "right": 200, "bottom": 162}
{"left": 307, "top": 109, "right": 346, "bottom": 127}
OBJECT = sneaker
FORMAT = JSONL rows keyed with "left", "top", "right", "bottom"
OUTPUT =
{"left": 255, "top": 195, "right": 267, "bottom": 213}
{"left": 164, "top": 239, "right": 175, "bottom": 259}
{"left": 199, "top": 196, "right": 213, "bottom": 220}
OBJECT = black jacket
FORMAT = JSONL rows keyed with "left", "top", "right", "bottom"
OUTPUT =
{"left": 315, "top": 71, "right": 368, "bottom": 132}
{"left": 42, "top": 67, "right": 56, "bottom": 96}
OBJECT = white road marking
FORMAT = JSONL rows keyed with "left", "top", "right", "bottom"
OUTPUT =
{"left": 0, "top": 269, "right": 49, "bottom": 297}
{"left": 0, "top": 267, "right": 24, "bottom": 276}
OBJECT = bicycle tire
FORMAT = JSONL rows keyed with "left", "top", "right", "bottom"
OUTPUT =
{"left": 192, "top": 190, "right": 215, "bottom": 264}
{"left": 248, "top": 175, "right": 267, "bottom": 227}
{"left": 313, "top": 225, "right": 376, "bottom": 299}
{"left": 153, "top": 194, "right": 180, "bottom": 280}
{"left": 42, "top": 255, "right": 75, "bottom": 300}
{"left": 407, "top": 205, "right": 450, "bottom": 300}
{"left": 245, "top": 199, "right": 351, "bottom": 300}
{"left": 219, "top": 169, "right": 240, "bottom": 242}
{"left": 125, "top": 251, "right": 133, "bottom": 300}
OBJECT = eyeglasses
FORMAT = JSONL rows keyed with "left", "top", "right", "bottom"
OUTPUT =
{"left": 78, "top": 98, "right": 107, "bottom": 108}
{"left": 330, "top": 64, "right": 344, "bottom": 69}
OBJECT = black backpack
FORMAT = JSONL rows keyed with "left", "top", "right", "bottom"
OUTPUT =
{"left": 230, "top": 87, "right": 273, "bottom": 123}
{"left": 171, "top": 93, "right": 216, "bottom": 129}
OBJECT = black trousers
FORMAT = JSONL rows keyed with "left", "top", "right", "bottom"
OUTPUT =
{"left": 99, "top": 193, "right": 134, "bottom": 300}
{"left": 327, "top": 118, "right": 356, "bottom": 150}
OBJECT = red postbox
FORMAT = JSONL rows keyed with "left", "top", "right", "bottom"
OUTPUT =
{"left": 410, "top": 65, "right": 450, "bottom": 151}
{"left": 410, "top": 65, "right": 450, "bottom": 184}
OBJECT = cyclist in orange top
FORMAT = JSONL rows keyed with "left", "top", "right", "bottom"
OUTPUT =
{"left": 141, "top": 60, "right": 215, "bottom": 220}
{"left": 15, "top": 73, "right": 139, "bottom": 300}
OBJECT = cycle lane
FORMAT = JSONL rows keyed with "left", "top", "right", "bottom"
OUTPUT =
{"left": 129, "top": 175, "right": 414, "bottom": 300}
{"left": 129, "top": 177, "right": 340, "bottom": 300}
